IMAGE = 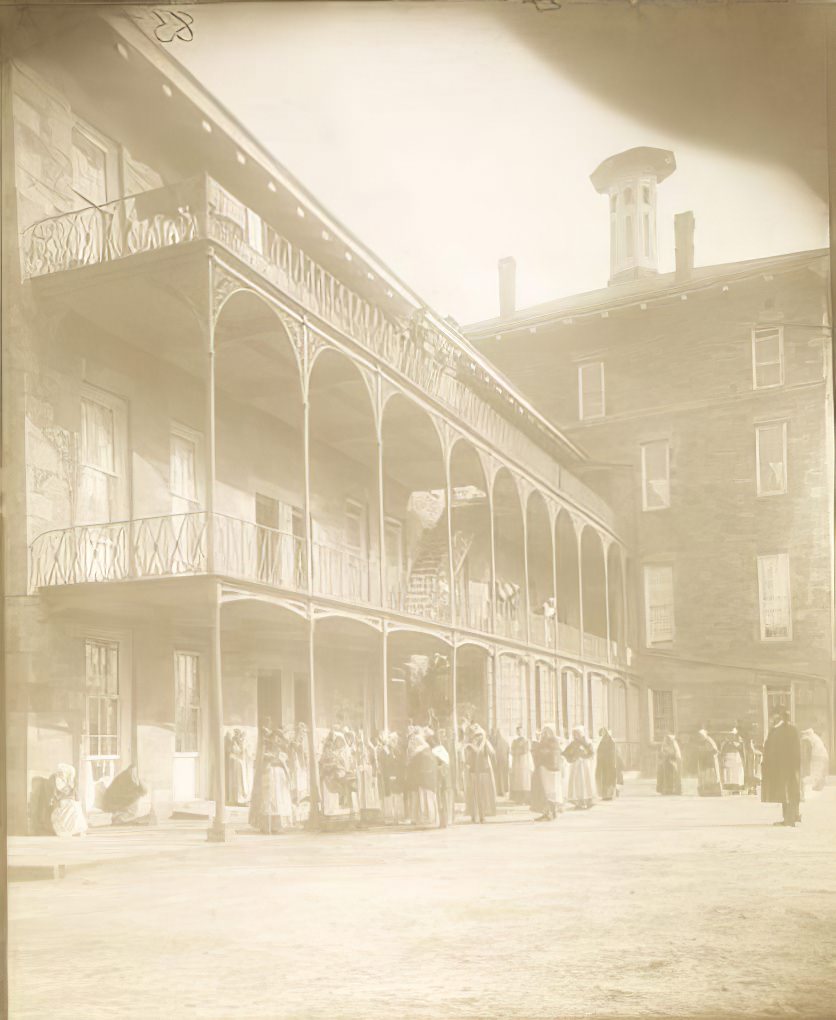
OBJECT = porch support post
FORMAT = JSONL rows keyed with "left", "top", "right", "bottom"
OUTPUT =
{"left": 205, "top": 256, "right": 217, "bottom": 574}
{"left": 445, "top": 437, "right": 456, "bottom": 627}
{"left": 302, "top": 321, "right": 313, "bottom": 594}
{"left": 207, "top": 580, "right": 233, "bottom": 841}
{"left": 450, "top": 640, "right": 458, "bottom": 798}
{"left": 551, "top": 511, "right": 559, "bottom": 651}
{"left": 306, "top": 613, "right": 322, "bottom": 829}
{"left": 577, "top": 525, "right": 585, "bottom": 661}
{"left": 603, "top": 540, "right": 612, "bottom": 666}
{"left": 376, "top": 373, "right": 387, "bottom": 611}
{"left": 521, "top": 490, "right": 530, "bottom": 646}
{"left": 488, "top": 482, "right": 498, "bottom": 639}
{"left": 381, "top": 621, "right": 389, "bottom": 732}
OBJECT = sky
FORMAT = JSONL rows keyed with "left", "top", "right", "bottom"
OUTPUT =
{"left": 175, "top": 2, "right": 830, "bottom": 324}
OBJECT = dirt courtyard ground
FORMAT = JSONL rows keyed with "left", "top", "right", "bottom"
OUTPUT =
{"left": 8, "top": 784, "right": 836, "bottom": 1020}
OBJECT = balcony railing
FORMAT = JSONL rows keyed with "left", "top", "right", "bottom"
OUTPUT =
{"left": 455, "top": 579, "right": 492, "bottom": 633}
{"left": 556, "top": 622, "right": 581, "bottom": 655}
{"left": 21, "top": 177, "right": 402, "bottom": 366}
{"left": 311, "top": 542, "right": 379, "bottom": 605}
{"left": 583, "top": 632, "right": 610, "bottom": 663}
{"left": 29, "top": 513, "right": 305, "bottom": 593}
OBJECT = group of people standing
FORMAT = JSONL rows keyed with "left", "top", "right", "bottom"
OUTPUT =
{"left": 656, "top": 723, "right": 764, "bottom": 798}
{"left": 466, "top": 722, "right": 621, "bottom": 823}
{"left": 245, "top": 721, "right": 311, "bottom": 833}
{"left": 656, "top": 714, "right": 830, "bottom": 828}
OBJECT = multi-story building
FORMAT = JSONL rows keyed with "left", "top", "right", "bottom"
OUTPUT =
{"left": 467, "top": 147, "right": 834, "bottom": 770}
{"left": 2, "top": 10, "right": 644, "bottom": 834}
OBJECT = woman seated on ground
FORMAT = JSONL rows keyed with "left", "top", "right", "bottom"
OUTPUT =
{"left": 405, "top": 729, "right": 441, "bottom": 829}
{"left": 563, "top": 726, "right": 596, "bottom": 810}
{"left": 100, "top": 765, "right": 151, "bottom": 824}
{"left": 656, "top": 733, "right": 682, "bottom": 796}
{"left": 530, "top": 724, "right": 564, "bottom": 821}
{"left": 48, "top": 764, "right": 87, "bottom": 838}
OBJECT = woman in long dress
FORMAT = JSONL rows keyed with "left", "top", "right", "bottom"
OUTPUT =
{"left": 48, "top": 764, "right": 88, "bottom": 837}
{"left": 428, "top": 732, "right": 453, "bottom": 827}
{"left": 253, "top": 730, "right": 294, "bottom": 832}
{"left": 801, "top": 729, "right": 829, "bottom": 792}
{"left": 696, "top": 727, "right": 723, "bottom": 796}
{"left": 564, "top": 725, "right": 596, "bottom": 809}
{"left": 319, "top": 731, "right": 359, "bottom": 826}
{"left": 656, "top": 733, "right": 682, "bottom": 795}
{"left": 378, "top": 732, "right": 406, "bottom": 825}
{"left": 357, "top": 731, "right": 382, "bottom": 824}
{"left": 226, "top": 728, "right": 252, "bottom": 806}
{"left": 719, "top": 729, "right": 746, "bottom": 794}
{"left": 490, "top": 728, "right": 510, "bottom": 798}
{"left": 509, "top": 726, "right": 533, "bottom": 804}
{"left": 530, "top": 724, "right": 563, "bottom": 821}
{"left": 464, "top": 725, "right": 497, "bottom": 823}
{"left": 595, "top": 727, "right": 620, "bottom": 801}
{"left": 405, "top": 730, "right": 441, "bottom": 828}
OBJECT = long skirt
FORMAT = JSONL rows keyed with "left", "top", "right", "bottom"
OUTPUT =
{"left": 359, "top": 768, "right": 382, "bottom": 822}
{"left": 810, "top": 751, "right": 829, "bottom": 792}
{"left": 259, "top": 765, "right": 295, "bottom": 831}
{"left": 294, "top": 762, "right": 310, "bottom": 803}
{"left": 721, "top": 753, "right": 745, "bottom": 790}
{"left": 531, "top": 766, "right": 563, "bottom": 815}
{"left": 510, "top": 756, "right": 532, "bottom": 803}
{"left": 383, "top": 791, "right": 405, "bottom": 824}
{"left": 322, "top": 780, "right": 359, "bottom": 820}
{"left": 656, "top": 760, "right": 682, "bottom": 795}
{"left": 51, "top": 799, "right": 87, "bottom": 837}
{"left": 409, "top": 788, "right": 440, "bottom": 828}
{"left": 466, "top": 772, "right": 497, "bottom": 822}
{"left": 567, "top": 759, "right": 595, "bottom": 804}
{"left": 227, "top": 756, "right": 252, "bottom": 806}
{"left": 698, "top": 762, "right": 722, "bottom": 796}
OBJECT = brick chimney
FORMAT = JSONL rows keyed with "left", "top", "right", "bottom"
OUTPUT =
{"left": 674, "top": 211, "right": 695, "bottom": 280}
{"left": 498, "top": 256, "right": 516, "bottom": 318}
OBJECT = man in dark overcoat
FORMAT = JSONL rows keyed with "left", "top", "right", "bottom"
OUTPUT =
{"left": 761, "top": 709, "right": 802, "bottom": 827}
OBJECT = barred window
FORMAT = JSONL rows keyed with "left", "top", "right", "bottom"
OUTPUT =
{"left": 644, "top": 564, "right": 674, "bottom": 645}
{"left": 651, "top": 689, "right": 674, "bottom": 742}
{"left": 175, "top": 652, "right": 200, "bottom": 753}
{"left": 85, "top": 639, "right": 119, "bottom": 759}
{"left": 758, "top": 554, "right": 792, "bottom": 641}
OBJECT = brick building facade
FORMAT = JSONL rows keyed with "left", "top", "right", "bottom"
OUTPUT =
{"left": 467, "top": 148, "right": 834, "bottom": 768}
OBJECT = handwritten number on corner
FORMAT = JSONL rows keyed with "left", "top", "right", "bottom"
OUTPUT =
{"left": 153, "top": 9, "right": 194, "bottom": 44}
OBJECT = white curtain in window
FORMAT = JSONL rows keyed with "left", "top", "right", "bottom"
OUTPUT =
{"left": 758, "top": 554, "right": 791, "bottom": 638}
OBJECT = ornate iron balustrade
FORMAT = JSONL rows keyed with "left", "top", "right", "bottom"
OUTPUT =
{"left": 455, "top": 578, "right": 492, "bottom": 633}
{"left": 21, "top": 178, "right": 616, "bottom": 533}
{"left": 556, "top": 622, "right": 581, "bottom": 654}
{"left": 29, "top": 513, "right": 305, "bottom": 593}
{"left": 21, "top": 180, "right": 204, "bottom": 278}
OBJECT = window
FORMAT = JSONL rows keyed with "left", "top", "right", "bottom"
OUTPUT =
{"left": 170, "top": 432, "right": 197, "bottom": 503}
{"left": 624, "top": 214, "right": 634, "bottom": 258}
{"left": 85, "top": 639, "right": 120, "bottom": 773}
{"left": 752, "top": 327, "right": 784, "bottom": 389}
{"left": 174, "top": 652, "right": 200, "bottom": 753}
{"left": 650, "top": 689, "right": 674, "bottom": 742}
{"left": 71, "top": 126, "right": 108, "bottom": 206}
{"left": 246, "top": 208, "right": 264, "bottom": 254}
{"left": 758, "top": 554, "right": 792, "bottom": 641}
{"left": 641, "top": 440, "right": 670, "bottom": 510}
{"left": 756, "top": 422, "right": 787, "bottom": 496}
{"left": 81, "top": 396, "right": 115, "bottom": 474}
{"left": 579, "top": 361, "right": 605, "bottom": 420}
{"left": 496, "top": 656, "right": 526, "bottom": 740}
{"left": 641, "top": 184, "right": 651, "bottom": 205}
{"left": 344, "top": 499, "right": 365, "bottom": 551}
{"left": 644, "top": 564, "right": 674, "bottom": 645}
